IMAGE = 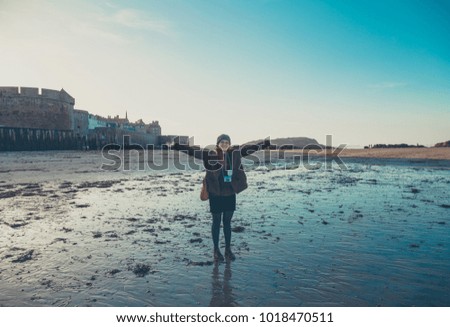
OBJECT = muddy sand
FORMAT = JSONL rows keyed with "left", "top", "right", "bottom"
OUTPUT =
{"left": 0, "top": 150, "right": 449, "bottom": 306}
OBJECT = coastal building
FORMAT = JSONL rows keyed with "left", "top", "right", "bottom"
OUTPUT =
{"left": 73, "top": 109, "right": 89, "bottom": 137}
{"left": 147, "top": 121, "right": 162, "bottom": 136}
{"left": 106, "top": 114, "right": 132, "bottom": 131}
{"left": 88, "top": 114, "right": 111, "bottom": 129}
{"left": 133, "top": 118, "right": 147, "bottom": 134}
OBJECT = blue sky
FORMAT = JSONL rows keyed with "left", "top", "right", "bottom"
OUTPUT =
{"left": 1, "top": 0, "right": 449, "bottom": 147}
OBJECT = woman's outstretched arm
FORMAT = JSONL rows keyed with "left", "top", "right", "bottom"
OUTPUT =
{"left": 238, "top": 139, "right": 271, "bottom": 157}
{"left": 172, "top": 143, "right": 208, "bottom": 160}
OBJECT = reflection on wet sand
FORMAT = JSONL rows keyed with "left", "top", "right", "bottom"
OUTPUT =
{"left": 210, "top": 262, "right": 236, "bottom": 307}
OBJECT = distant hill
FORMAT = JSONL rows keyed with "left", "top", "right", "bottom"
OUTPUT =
{"left": 244, "top": 137, "right": 322, "bottom": 149}
{"left": 435, "top": 140, "right": 450, "bottom": 147}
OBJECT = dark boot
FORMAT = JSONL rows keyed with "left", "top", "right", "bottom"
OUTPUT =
{"left": 225, "top": 248, "right": 235, "bottom": 261}
{"left": 214, "top": 248, "right": 224, "bottom": 262}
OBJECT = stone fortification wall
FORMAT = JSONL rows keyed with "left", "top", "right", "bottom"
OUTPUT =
{"left": 0, "top": 126, "right": 163, "bottom": 151}
{"left": 0, "top": 127, "right": 81, "bottom": 151}
{"left": 0, "top": 86, "right": 74, "bottom": 131}
{"left": 0, "top": 86, "right": 182, "bottom": 151}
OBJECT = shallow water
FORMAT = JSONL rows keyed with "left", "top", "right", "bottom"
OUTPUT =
{"left": 0, "top": 151, "right": 449, "bottom": 306}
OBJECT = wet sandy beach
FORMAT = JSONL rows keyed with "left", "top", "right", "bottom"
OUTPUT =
{"left": 1, "top": 150, "right": 449, "bottom": 306}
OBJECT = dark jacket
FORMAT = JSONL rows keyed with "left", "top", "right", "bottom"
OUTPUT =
{"left": 174, "top": 141, "right": 267, "bottom": 196}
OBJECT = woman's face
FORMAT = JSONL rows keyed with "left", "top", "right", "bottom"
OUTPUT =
{"left": 218, "top": 140, "right": 230, "bottom": 151}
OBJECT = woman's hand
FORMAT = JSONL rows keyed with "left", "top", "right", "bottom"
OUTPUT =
{"left": 262, "top": 138, "right": 271, "bottom": 149}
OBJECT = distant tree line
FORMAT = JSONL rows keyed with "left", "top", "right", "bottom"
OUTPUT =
{"left": 364, "top": 143, "right": 425, "bottom": 149}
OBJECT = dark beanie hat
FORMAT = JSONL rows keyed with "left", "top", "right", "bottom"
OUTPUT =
{"left": 216, "top": 134, "right": 231, "bottom": 145}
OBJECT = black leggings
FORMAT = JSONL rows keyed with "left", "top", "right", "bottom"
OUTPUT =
{"left": 212, "top": 211, "right": 234, "bottom": 250}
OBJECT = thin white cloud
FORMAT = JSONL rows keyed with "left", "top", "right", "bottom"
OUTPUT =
{"left": 0, "top": 1, "right": 125, "bottom": 45}
{"left": 70, "top": 21, "right": 129, "bottom": 45}
{"left": 0, "top": 0, "right": 174, "bottom": 52}
{"left": 97, "top": 8, "right": 172, "bottom": 36}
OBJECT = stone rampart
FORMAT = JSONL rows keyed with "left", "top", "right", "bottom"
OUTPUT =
{"left": 0, "top": 127, "right": 81, "bottom": 151}
{"left": 0, "top": 86, "right": 74, "bottom": 130}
